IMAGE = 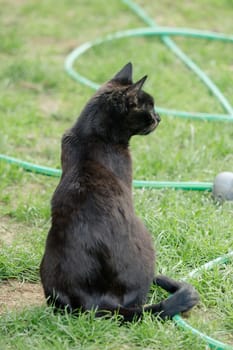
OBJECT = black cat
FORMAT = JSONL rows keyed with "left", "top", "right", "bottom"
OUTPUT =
{"left": 40, "top": 62, "right": 199, "bottom": 321}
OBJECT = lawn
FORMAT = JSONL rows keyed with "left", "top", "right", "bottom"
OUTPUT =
{"left": 0, "top": 0, "right": 233, "bottom": 349}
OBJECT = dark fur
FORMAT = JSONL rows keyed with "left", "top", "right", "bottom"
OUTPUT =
{"left": 40, "top": 63, "right": 199, "bottom": 321}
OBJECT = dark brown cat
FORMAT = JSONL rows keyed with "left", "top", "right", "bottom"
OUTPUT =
{"left": 40, "top": 62, "right": 199, "bottom": 321}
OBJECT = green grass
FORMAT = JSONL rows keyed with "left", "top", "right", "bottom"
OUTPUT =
{"left": 0, "top": 0, "right": 233, "bottom": 349}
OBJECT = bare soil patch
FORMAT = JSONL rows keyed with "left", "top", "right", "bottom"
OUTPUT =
{"left": 0, "top": 280, "right": 44, "bottom": 314}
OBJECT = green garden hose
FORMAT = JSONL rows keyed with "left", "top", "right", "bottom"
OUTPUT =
{"left": 64, "top": 26, "right": 233, "bottom": 122}
{"left": 122, "top": 0, "right": 233, "bottom": 117}
{"left": 0, "top": 154, "right": 61, "bottom": 177}
{"left": 0, "top": 154, "right": 214, "bottom": 191}
{"left": 174, "top": 251, "right": 233, "bottom": 350}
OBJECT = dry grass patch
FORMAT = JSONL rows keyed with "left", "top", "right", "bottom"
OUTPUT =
{"left": 0, "top": 216, "right": 31, "bottom": 246}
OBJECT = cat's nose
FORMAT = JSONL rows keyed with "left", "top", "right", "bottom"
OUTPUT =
{"left": 152, "top": 110, "right": 161, "bottom": 123}
{"left": 155, "top": 112, "right": 161, "bottom": 122}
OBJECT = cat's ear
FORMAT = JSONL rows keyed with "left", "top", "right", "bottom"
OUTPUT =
{"left": 111, "top": 62, "right": 133, "bottom": 83}
{"left": 127, "top": 75, "right": 147, "bottom": 92}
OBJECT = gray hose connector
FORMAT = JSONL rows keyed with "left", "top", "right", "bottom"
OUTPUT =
{"left": 213, "top": 172, "right": 233, "bottom": 201}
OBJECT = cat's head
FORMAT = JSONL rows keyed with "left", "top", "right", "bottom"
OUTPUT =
{"left": 77, "top": 62, "right": 161, "bottom": 143}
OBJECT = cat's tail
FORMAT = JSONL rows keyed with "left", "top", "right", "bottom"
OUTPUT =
{"left": 95, "top": 275, "right": 199, "bottom": 322}
{"left": 147, "top": 275, "right": 199, "bottom": 319}
{"left": 44, "top": 275, "right": 199, "bottom": 322}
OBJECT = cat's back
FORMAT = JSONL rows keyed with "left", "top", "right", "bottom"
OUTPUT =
{"left": 53, "top": 132, "right": 133, "bottom": 208}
